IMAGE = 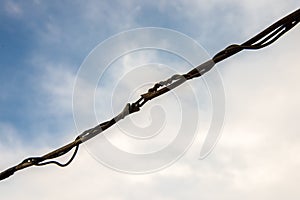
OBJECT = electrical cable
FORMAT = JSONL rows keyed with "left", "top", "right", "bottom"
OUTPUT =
{"left": 0, "top": 8, "right": 299, "bottom": 181}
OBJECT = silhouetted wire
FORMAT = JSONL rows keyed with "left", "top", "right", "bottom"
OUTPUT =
{"left": 0, "top": 8, "right": 299, "bottom": 181}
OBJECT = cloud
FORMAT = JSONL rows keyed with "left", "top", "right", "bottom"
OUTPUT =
{"left": 1, "top": 1, "right": 300, "bottom": 200}
{"left": 4, "top": 1, "right": 23, "bottom": 17}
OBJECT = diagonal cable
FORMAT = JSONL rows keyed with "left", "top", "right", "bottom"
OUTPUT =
{"left": 0, "top": 8, "right": 299, "bottom": 181}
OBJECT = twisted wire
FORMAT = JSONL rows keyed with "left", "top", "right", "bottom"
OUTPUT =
{"left": 1, "top": 8, "right": 299, "bottom": 181}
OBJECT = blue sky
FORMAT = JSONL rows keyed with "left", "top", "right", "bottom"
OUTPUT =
{"left": 1, "top": 1, "right": 300, "bottom": 199}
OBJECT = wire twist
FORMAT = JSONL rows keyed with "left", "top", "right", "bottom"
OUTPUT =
{"left": 1, "top": 8, "right": 299, "bottom": 181}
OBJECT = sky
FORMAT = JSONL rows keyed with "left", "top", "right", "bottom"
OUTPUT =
{"left": 0, "top": 0, "right": 300, "bottom": 199}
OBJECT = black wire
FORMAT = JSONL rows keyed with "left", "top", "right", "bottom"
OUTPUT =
{"left": 212, "top": 8, "right": 300, "bottom": 63}
{"left": 243, "top": 25, "right": 286, "bottom": 49}
{"left": 35, "top": 144, "right": 79, "bottom": 167}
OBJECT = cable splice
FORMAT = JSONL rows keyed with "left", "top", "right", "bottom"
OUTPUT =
{"left": 1, "top": 8, "right": 299, "bottom": 181}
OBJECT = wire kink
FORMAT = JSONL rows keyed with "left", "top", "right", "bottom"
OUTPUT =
{"left": 0, "top": 8, "right": 299, "bottom": 181}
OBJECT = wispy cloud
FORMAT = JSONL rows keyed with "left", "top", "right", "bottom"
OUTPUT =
{"left": 4, "top": 1, "right": 23, "bottom": 17}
